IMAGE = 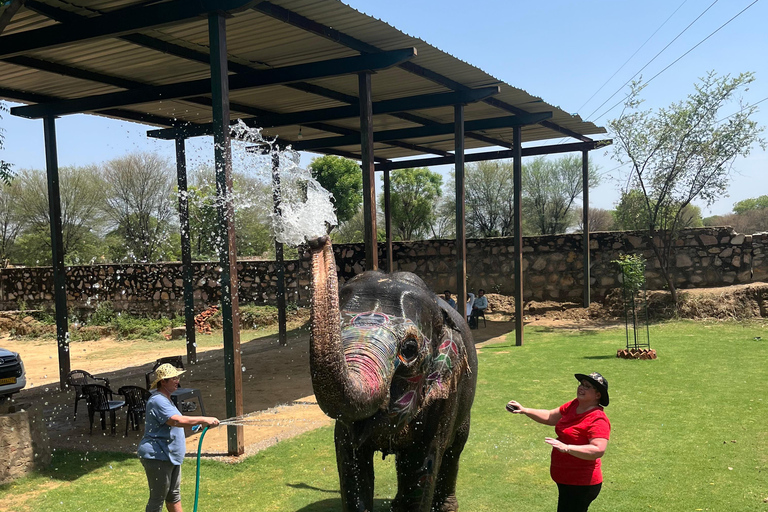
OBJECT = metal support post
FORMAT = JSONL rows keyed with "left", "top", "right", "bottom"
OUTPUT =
{"left": 209, "top": 12, "right": 243, "bottom": 455}
{"left": 454, "top": 104, "right": 467, "bottom": 313}
{"left": 358, "top": 72, "right": 378, "bottom": 271}
{"left": 175, "top": 137, "right": 197, "bottom": 364}
{"left": 43, "top": 116, "right": 70, "bottom": 389}
{"left": 271, "top": 153, "right": 287, "bottom": 346}
{"left": 384, "top": 169, "right": 393, "bottom": 272}
{"left": 513, "top": 126, "right": 524, "bottom": 346}
{"left": 582, "top": 150, "right": 591, "bottom": 307}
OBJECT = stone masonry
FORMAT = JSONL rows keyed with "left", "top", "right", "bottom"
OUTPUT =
{"left": 0, "top": 227, "right": 765, "bottom": 313}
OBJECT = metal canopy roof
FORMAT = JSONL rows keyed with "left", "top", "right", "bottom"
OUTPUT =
{"left": 1, "top": 0, "right": 607, "bottom": 162}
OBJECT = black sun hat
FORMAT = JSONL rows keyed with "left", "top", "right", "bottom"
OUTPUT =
{"left": 575, "top": 372, "right": 609, "bottom": 407}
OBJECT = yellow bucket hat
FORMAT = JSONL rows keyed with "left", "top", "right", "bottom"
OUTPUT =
{"left": 150, "top": 363, "right": 186, "bottom": 389}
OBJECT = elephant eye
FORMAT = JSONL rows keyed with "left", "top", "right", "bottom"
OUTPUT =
{"left": 399, "top": 338, "right": 419, "bottom": 363}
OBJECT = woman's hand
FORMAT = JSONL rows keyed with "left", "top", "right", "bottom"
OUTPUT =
{"left": 203, "top": 417, "right": 220, "bottom": 427}
{"left": 506, "top": 400, "right": 525, "bottom": 414}
{"left": 545, "top": 437, "right": 569, "bottom": 453}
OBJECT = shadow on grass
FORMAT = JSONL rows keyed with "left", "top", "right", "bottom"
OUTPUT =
{"left": 582, "top": 355, "right": 615, "bottom": 360}
{"left": 295, "top": 498, "right": 391, "bottom": 511}
{"left": 40, "top": 450, "right": 135, "bottom": 482}
{"left": 286, "top": 482, "right": 338, "bottom": 494}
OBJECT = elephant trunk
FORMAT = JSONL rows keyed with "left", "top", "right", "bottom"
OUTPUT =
{"left": 309, "top": 237, "right": 394, "bottom": 422}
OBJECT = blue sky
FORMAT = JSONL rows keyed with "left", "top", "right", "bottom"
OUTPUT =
{"left": 1, "top": 0, "right": 766, "bottom": 216}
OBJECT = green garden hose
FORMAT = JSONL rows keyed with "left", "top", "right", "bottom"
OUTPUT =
{"left": 192, "top": 425, "right": 208, "bottom": 512}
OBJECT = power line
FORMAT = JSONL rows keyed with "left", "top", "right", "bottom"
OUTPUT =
{"left": 590, "top": 0, "right": 761, "bottom": 123}
{"left": 715, "top": 95, "right": 768, "bottom": 124}
{"left": 584, "top": 0, "right": 721, "bottom": 123}
{"left": 575, "top": 0, "right": 689, "bottom": 115}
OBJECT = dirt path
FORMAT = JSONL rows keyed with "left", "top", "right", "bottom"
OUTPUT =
{"left": 7, "top": 318, "right": 517, "bottom": 459}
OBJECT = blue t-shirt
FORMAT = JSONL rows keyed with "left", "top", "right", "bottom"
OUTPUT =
{"left": 474, "top": 295, "right": 488, "bottom": 310}
{"left": 137, "top": 393, "right": 185, "bottom": 465}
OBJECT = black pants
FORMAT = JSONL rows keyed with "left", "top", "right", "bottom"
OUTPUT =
{"left": 556, "top": 483, "right": 602, "bottom": 512}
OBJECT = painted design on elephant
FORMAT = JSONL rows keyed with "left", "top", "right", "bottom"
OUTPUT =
{"left": 426, "top": 331, "right": 465, "bottom": 401}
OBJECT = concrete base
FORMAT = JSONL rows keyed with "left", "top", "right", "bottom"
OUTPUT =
{"left": 0, "top": 401, "right": 51, "bottom": 484}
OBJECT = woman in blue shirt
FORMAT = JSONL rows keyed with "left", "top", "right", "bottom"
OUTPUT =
{"left": 138, "top": 363, "right": 219, "bottom": 512}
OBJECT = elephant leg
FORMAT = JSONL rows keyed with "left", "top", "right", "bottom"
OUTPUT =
{"left": 335, "top": 422, "right": 375, "bottom": 512}
{"left": 391, "top": 445, "right": 443, "bottom": 512}
{"left": 432, "top": 417, "right": 471, "bottom": 512}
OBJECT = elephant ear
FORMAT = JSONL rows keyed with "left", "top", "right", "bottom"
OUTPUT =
{"left": 424, "top": 319, "right": 468, "bottom": 404}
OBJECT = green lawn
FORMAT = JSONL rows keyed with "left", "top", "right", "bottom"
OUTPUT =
{"left": 2, "top": 320, "right": 767, "bottom": 511}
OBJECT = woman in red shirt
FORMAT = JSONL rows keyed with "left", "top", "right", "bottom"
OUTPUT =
{"left": 507, "top": 372, "right": 611, "bottom": 512}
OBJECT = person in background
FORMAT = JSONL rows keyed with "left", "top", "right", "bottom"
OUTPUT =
{"left": 138, "top": 363, "right": 220, "bottom": 512}
{"left": 469, "top": 288, "right": 488, "bottom": 327}
{"left": 506, "top": 372, "right": 611, "bottom": 512}
{"left": 443, "top": 290, "right": 457, "bottom": 309}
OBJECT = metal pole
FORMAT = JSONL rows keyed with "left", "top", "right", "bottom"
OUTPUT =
{"left": 454, "top": 104, "right": 467, "bottom": 313}
{"left": 43, "top": 116, "right": 70, "bottom": 390}
{"left": 513, "top": 126, "right": 524, "bottom": 346}
{"left": 383, "top": 169, "right": 393, "bottom": 272}
{"left": 272, "top": 153, "right": 287, "bottom": 346}
{"left": 582, "top": 150, "right": 591, "bottom": 307}
{"left": 175, "top": 137, "right": 197, "bottom": 365}
{"left": 358, "top": 72, "right": 378, "bottom": 271}
{"left": 209, "top": 12, "right": 243, "bottom": 455}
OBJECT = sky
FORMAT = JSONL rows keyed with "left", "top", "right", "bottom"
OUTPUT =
{"left": 1, "top": 0, "right": 766, "bottom": 216}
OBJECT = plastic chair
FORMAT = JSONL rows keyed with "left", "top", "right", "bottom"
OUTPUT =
{"left": 66, "top": 370, "right": 110, "bottom": 421}
{"left": 82, "top": 384, "right": 125, "bottom": 435}
{"left": 118, "top": 385, "right": 151, "bottom": 436}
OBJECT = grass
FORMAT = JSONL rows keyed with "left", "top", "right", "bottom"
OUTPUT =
{"left": 2, "top": 319, "right": 767, "bottom": 511}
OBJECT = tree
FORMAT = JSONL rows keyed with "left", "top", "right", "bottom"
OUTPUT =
{"left": 609, "top": 72, "right": 765, "bottom": 303}
{"left": 384, "top": 167, "right": 442, "bottom": 241}
{"left": 331, "top": 205, "right": 386, "bottom": 244}
{"left": 574, "top": 207, "right": 615, "bottom": 232}
{"left": 0, "top": 102, "right": 12, "bottom": 185}
{"left": 12, "top": 166, "right": 107, "bottom": 265}
{"left": 613, "top": 189, "right": 703, "bottom": 231}
{"left": 309, "top": 155, "right": 363, "bottom": 224}
{"left": 733, "top": 195, "right": 768, "bottom": 215}
{"left": 461, "top": 160, "right": 515, "bottom": 237}
{"left": 0, "top": 180, "right": 22, "bottom": 261}
{"left": 523, "top": 155, "right": 599, "bottom": 235}
{"left": 102, "top": 152, "right": 177, "bottom": 262}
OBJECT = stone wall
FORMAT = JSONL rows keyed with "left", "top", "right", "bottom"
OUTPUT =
{"left": 0, "top": 227, "right": 765, "bottom": 313}
{"left": 0, "top": 403, "right": 51, "bottom": 484}
{"left": 0, "top": 260, "right": 305, "bottom": 315}
{"left": 298, "top": 227, "right": 768, "bottom": 301}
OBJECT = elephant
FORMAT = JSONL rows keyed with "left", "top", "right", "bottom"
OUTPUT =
{"left": 308, "top": 237, "right": 478, "bottom": 512}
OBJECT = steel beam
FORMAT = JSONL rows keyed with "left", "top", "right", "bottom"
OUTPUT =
{"left": 292, "top": 112, "right": 553, "bottom": 152}
{"left": 0, "top": 0, "right": 254, "bottom": 59}
{"left": 512, "top": 126, "right": 523, "bottom": 346}
{"left": 454, "top": 104, "right": 467, "bottom": 314}
{"left": 12, "top": 48, "right": 417, "bottom": 119}
{"left": 271, "top": 153, "right": 287, "bottom": 347}
{"left": 147, "top": 87, "right": 500, "bottom": 140}
{"left": 359, "top": 72, "right": 378, "bottom": 271}
{"left": 209, "top": 13, "right": 243, "bottom": 456}
{"left": 0, "top": 0, "right": 25, "bottom": 36}
{"left": 174, "top": 138, "right": 197, "bottom": 365}
{"left": 582, "top": 150, "right": 591, "bottom": 307}
{"left": 43, "top": 116, "right": 70, "bottom": 390}
{"left": 374, "top": 140, "right": 613, "bottom": 171}
{"left": 383, "top": 169, "right": 393, "bottom": 272}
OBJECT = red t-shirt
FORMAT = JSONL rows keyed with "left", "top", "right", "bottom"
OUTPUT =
{"left": 550, "top": 399, "right": 611, "bottom": 485}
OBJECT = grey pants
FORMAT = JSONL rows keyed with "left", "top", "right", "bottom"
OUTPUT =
{"left": 141, "top": 458, "right": 182, "bottom": 512}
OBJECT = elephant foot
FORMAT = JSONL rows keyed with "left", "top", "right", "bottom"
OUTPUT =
{"left": 433, "top": 494, "right": 459, "bottom": 512}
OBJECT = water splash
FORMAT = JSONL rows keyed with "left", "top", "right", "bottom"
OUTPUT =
{"left": 230, "top": 120, "right": 337, "bottom": 246}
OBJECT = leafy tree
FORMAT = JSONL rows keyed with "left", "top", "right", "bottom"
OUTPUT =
{"left": 523, "top": 155, "right": 599, "bottom": 235}
{"left": 309, "top": 155, "right": 363, "bottom": 224}
{"left": 574, "top": 207, "right": 615, "bottom": 232}
{"left": 12, "top": 166, "right": 106, "bottom": 265}
{"left": 384, "top": 167, "right": 442, "bottom": 241}
{"left": 0, "top": 180, "right": 22, "bottom": 260}
{"left": 460, "top": 160, "right": 514, "bottom": 237}
{"left": 609, "top": 71, "right": 765, "bottom": 303}
{"left": 0, "top": 102, "right": 12, "bottom": 185}
{"left": 733, "top": 195, "right": 768, "bottom": 215}
{"left": 430, "top": 195, "right": 456, "bottom": 239}
{"left": 331, "top": 205, "right": 386, "bottom": 244}
{"left": 102, "top": 152, "right": 177, "bottom": 262}
{"left": 613, "top": 189, "right": 703, "bottom": 231}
